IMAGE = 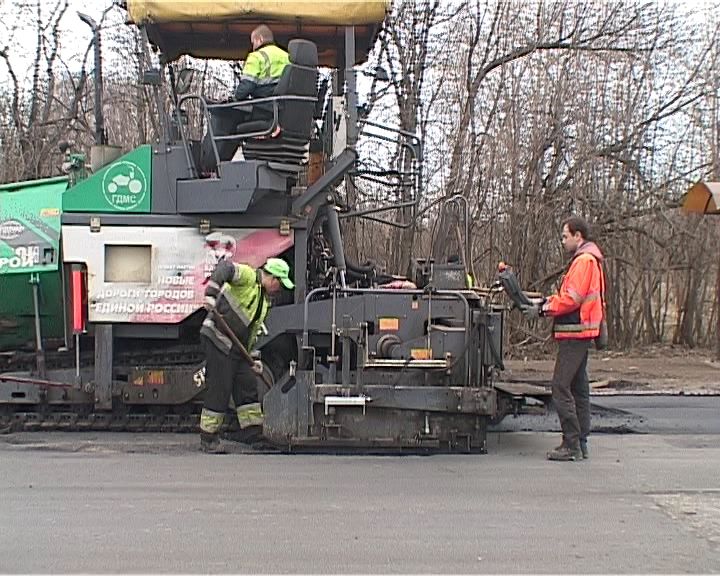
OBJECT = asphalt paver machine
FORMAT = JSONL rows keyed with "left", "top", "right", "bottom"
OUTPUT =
{"left": 0, "top": 1, "right": 548, "bottom": 450}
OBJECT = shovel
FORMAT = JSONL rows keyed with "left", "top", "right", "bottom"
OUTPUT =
{"left": 213, "top": 312, "right": 274, "bottom": 391}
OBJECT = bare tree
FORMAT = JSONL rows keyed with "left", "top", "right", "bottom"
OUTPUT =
{"left": 358, "top": 0, "right": 720, "bottom": 350}
{"left": 3, "top": 0, "right": 720, "bottom": 353}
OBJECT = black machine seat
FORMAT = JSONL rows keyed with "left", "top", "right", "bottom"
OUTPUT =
{"left": 236, "top": 39, "right": 319, "bottom": 167}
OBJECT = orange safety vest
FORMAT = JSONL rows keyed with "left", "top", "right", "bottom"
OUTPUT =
{"left": 544, "top": 242, "right": 605, "bottom": 340}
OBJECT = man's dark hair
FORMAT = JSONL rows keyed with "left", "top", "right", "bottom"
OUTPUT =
{"left": 562, "top": 215, "right": 591, "bottom": 240}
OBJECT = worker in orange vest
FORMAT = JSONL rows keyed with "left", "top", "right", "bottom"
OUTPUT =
{"left": 522, "top": 216, "right": 606, "bottom": 461}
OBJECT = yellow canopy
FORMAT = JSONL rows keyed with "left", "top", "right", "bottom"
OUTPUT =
{"left": 125, "top": 0, "right": 390, "bottom": 65}
{"left": 682, "top": 181, "right": 720, "bottom": 215}
{"left": 127, "top": 1, "right": 389, "bottom": 26}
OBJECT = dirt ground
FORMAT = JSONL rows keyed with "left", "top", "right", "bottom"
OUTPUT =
{"left": 503, "top": 346, "right": 720, "bottom": 394}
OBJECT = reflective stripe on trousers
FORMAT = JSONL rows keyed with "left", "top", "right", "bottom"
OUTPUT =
{"left": 200, "top": 408, "right": 225, "bottom": 434}
{"left": 237, "top": 402, "right": 264, "bottom": 429}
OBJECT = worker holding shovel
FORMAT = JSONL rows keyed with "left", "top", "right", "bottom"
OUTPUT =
{"left": 199, "top": 257, "right": 294, "bottom": 453}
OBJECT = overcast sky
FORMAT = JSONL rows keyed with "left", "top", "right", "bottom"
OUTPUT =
{"left": 0, "top": 0, "right": 120, "bottom": 85}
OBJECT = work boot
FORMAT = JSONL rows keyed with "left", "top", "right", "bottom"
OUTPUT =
{"left": 580, "top": 439, "right": 589, "bottom": 460}
{"left": 200, "top": 432, "right": 226, "bottom": 454}
{"left": 547, "top": 444, "right": 582, "bottom": 461}
{"left": 223, "top": 426, "right": 262, "bottom": 445}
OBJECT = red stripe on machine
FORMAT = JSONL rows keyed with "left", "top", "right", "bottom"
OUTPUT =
{"left": 72, "top": 268, "right": 84, "bottom": 334}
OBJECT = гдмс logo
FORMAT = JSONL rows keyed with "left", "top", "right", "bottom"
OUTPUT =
{"left": 102, "top": 160, "right": 147, "bottom": 211}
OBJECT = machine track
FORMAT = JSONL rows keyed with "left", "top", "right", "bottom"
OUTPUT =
{"left": 1, "top": 343, "right": 207, "bottom": 433}
{"left": 0, "top": 409, "right": 201, "bottom": 434}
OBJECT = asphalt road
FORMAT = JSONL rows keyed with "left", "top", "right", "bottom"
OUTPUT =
{"left": 594, "top": 396, "right": 720, "bottom": 435}
{"left": 494, "top": 395, "right": 720, "bottom": 435}
{"left": 2, "top": 410, "right": 720, "bottom": 573}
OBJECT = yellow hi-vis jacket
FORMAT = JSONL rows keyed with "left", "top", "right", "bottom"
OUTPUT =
{"left": 201, "top": 261, "right": 269, "bottom": 354}
{"left": 234, "top": 43, "right": 290, "bottom": 101}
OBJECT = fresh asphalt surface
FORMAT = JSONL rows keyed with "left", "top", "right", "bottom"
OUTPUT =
{"left": 495, "top": 395, "right": 720, "bottom": 435}
{"left": 593, "top": 395, "right": 720, "bottom": 434}
{"left": 1, "top": 396, "right": 719, "bottom": 573}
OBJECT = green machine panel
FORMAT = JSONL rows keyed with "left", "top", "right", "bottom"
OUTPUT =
{"left": 63, "top": 145, "right": 152, "bottom": 213}
{"left": 0, "top": 176, "right": 67, "bottom": 351}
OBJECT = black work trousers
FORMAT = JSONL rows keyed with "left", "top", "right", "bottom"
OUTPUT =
{"left": 551, "top": 339, "right": 591, "bottom": 449}
{"left": 199, "top": 108, "right": 249, "bottom": 173}
{"left": 201, "top": 335, "right": 257, "bottom": 415}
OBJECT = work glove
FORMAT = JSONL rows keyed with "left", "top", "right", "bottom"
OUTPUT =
{"left": 521, "top": 303, "right": 540, "bottom": 320}
{"left": 203, "top": 295, "right": 216, "bottom": 311}
{"left": 252, "top": 360, "right": 264, "bottom": 375}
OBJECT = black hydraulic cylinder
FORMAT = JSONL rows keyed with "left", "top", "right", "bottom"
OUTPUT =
{"left": 326, "top": 204, "right": 347, "bottom": 287}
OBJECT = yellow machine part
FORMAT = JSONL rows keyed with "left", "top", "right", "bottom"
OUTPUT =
{"left": 126, "top": 0, "right": 389, "bottom": 65}
{"left": 127, "top": 1, "right": 389, "bottom": 26}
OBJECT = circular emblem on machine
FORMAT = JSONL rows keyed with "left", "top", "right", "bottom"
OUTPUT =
{"left": 0, "top": 220, "right": 24, "bottom": 240}
{"left": 102, "top": 161, "right": 147, "bottom": 211}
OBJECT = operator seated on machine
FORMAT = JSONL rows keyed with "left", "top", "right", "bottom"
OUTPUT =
{"left": 199, "top": 24, "right": 289, "bottom": 174}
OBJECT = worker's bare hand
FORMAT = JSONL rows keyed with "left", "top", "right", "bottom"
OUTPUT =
{"left": 252, "top": 360, "right": 264, "bottom": 375}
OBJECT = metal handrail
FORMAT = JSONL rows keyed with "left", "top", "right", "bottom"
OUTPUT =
{"left": 177, "top": 93, "right": 317, "bottom": 177}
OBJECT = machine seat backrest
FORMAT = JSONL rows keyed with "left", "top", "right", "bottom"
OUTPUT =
{"left": 273, "top": 39, "right": 319, "bottom": 138}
